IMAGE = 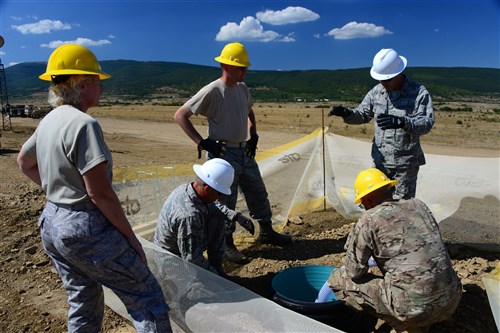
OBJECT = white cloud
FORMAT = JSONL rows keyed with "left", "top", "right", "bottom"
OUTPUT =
{"left": 256, "top": 6, "right": 319, "bottom": 25}
{"left": 281, "top": 33, "right": 296, "bottom": 42}
{"left": 8, "top": 62, "right": 19, "bottom": 67}
{"left": 41, "top": 38, "right": 111, "bottom": 49}
{"left": 327, "top": 22, "right": 392, "bottom": 40}
{"left": 0, "top": 51, "right": 5, "bottom": 55}
{"left": 12, "top": 19, "right": 72, "bottom": 34}
{"left": 216, "top": 16, "right": 293, "bottom": 42}
{"left": 10, "top": 16, "right": 23, "bottom": 21}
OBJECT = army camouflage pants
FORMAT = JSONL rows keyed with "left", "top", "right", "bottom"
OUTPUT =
{"left": 329, "top": 266, "right": 461, "bottom": 331}
{"left": 39, "top": 202, "right": 171, "bottom": 333}
{"left": 209, "top": 147, "right": 273, "bottom": 232}
{"left": 375, "top": 164, "right": 419, "bottom": 200}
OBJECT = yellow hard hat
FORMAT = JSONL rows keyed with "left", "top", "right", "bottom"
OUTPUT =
{"left": 214, "top": 42, "right": 251, "bottom": 67}
{"left": 39, "top": 44, "right": 110, "bottom": 81}
{"left": 353, "top": 168, "right": 398, "bottom": 204}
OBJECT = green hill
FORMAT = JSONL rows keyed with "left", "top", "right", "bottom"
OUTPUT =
{"left": 5, "top": 60, "right": 500, "bottom": 103}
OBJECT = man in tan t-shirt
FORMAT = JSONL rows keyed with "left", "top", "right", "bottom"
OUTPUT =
{"left": 174, "top": 42, "right": 292, "bottom": 264}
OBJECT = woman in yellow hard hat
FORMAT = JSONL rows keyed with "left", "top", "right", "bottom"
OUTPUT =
{"left": 17, "top": 44, "right": 172, "bottom": 332}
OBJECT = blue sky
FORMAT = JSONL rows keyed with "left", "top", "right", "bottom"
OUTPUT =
{"left": 1, "top": 0, "right": 499, "bottom": 71}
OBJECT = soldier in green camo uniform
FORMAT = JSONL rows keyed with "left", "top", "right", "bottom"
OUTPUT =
{"left": 323, "top": 168, "right": 462, "bottom": 333}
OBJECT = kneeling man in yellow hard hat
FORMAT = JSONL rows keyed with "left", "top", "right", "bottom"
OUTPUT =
{"left": 317, "top": 168, "right": 462, "bottom": 333}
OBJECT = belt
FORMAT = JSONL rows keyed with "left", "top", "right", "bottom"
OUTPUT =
{"left": 52, "top": 200, "right": 96, "bottom": 211}
{"left": 224, "top": 141, "right": 246, "bottom": 148}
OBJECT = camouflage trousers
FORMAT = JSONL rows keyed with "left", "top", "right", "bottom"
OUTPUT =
{"left": 39, "top": 202, "right": 171, "bottom": 333}
{"left": 329, "top": 266, "right": 462, "bottom": 331}
{"left": 209, "top": 147, "right": 273, "bottom": 233}
{"left": 375, "top": 164, "right": 419, "bottom": 200}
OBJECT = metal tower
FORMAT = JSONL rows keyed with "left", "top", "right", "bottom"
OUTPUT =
{"left": 0, "top": 35, "right": 12, "bottom": 131}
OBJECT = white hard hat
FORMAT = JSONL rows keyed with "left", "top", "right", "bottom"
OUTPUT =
{"left": 193, "top": 158, "right": 234, "bottom": 195}
{"left": 370, "top": 48, "right": 407, "bottom": 81}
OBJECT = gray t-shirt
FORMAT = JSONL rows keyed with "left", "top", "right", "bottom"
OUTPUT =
{"left": 22, "top": 105, "right": 112, "bottom": 204}
{"left": 184, "top": 78, "right": 253, "bottom": 143}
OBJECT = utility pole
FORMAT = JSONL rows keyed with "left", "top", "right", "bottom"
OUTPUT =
{"left": 0, "top": 35, "right": 12, "bottom": 132}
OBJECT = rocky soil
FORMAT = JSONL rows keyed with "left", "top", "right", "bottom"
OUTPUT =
{"left": 0, "top": 119, "right": 498, "bottom": 333}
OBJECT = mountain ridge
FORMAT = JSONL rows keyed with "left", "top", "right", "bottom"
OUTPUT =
{"left": 5, "top": 60, "right": 500, "bottom": 103}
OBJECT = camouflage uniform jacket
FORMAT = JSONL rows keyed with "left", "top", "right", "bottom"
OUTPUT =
{"left": 344, "top": 76, "right": 435, "bottom": 168}
{"left": 153, "top": 183, "right": 237, "bottom": 274}
{"left": 342, "top": 198, "right": 461, "bottom": 317}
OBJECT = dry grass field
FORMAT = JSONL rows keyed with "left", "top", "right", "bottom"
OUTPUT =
{"left": 90, "top": 101, "right": 500, "bottom": 155}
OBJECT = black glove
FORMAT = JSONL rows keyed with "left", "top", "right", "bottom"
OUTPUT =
{"left": 377, "top": 114, "right": 406, "bottom": 130}
{"left": 327, "top": 105, "right": 351, "bottom": 118}
{"left": 245, "top": 134, "right": 259, "bottom": 159}
{"left": 197, "top": 138, "right": 226, "bottom": 159}
{"left": 234, "top": 213, "right": 255, "bottom": 235}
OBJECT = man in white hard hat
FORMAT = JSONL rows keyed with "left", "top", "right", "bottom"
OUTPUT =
{"left": 328, "top": 48, "right": 435, "bottom": 199}
{"left": 153, "top": 158, "right": 254, "bottom": 277}
{"left": 174, "top": 42, "right": 292, "bottom": 264}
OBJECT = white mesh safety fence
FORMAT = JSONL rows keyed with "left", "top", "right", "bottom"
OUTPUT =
{"left": 483, "top": 263, "right": 500, "bottom": 332}
{"left": 107, "top": 128, "right": 499, "bottom": 331}
{"left": 104, "top": 239, "right": 341, "bottom": 332}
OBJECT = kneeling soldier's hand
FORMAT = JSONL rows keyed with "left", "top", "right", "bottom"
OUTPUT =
{"left": 235, "top": 213, "right": 255, "bottom": 235}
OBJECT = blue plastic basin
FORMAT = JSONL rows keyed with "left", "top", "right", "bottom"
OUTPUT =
{"left": 271, "top": 265, "right": 377, "bottom": 332}
{"left": 271, "top": 265, "right": 338, "bottom": 303}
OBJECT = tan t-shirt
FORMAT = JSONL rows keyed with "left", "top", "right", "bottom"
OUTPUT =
{"left": 185, "top": 78, "right": 253, "bottom": 143}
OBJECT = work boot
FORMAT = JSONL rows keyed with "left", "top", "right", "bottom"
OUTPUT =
{"left": 258, "top": 221, "right": 292, "bottom": 246}
{"left": 224, "top": 234, "right": 250, "bottom": 264}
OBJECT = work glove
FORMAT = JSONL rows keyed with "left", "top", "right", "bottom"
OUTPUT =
{"left": 197, "top": 138, "right": 226, "bottom": 159}
{"left": 315, "top": 280, "right": 334, "bottom": 303}
{"left": 234, "top": 213, "right": 255, "bottom": 235}
{"left": 245, "top": 134, "right": 259, "bottom": 159}
{"left": 376, "top": 114, "right": 406, "bottom": 130}
{"left": 368, "top": 256, "right": 377, "bottom": 268}
{"left": 327, "top": 105, "right": 351, "bottom": 118}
